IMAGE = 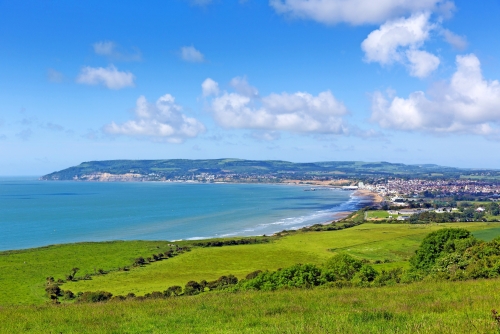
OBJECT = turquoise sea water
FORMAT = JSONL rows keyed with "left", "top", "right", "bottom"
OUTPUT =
{"left": 0, "top": 178, "right": 368, "bottom": 251}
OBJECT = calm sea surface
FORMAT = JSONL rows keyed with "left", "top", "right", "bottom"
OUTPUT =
{"left": 0, "top": 177, "right": 368, "bottom": 251}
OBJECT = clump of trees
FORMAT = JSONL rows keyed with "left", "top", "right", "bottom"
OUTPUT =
{"left": 299, "top": 221, "right": 362, "bottom": 233}
{"left": 409, "top": 210, "right": 485, "bottom": 223}
{"left": 193, "top": 238, "right": 269, "bottom": 248}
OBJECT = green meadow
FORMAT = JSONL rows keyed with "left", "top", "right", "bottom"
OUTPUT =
{"left": 365, "top": 210, "right": 390, "bottom": 219}
{"left": 1, "top": 279, "right": 500, "bottom": 333}
{"left": 2, "top": 222, "right": 499, "bottom": 305}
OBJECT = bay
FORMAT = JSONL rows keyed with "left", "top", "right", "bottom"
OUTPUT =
{"left": 0, "top": 177, "right": 367, "bottom": 251}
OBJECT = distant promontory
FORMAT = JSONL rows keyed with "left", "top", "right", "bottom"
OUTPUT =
{"left": 40, "top": 159, "right": 498, "bottom": 182}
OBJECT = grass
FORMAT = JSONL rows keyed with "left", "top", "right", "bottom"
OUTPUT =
{"left": 2, "top": 222, "right": 500, "bottom": 306}
{"left": 1, "top": 279, "right": 500, "bottom": 333}
{"left": 472, "top": 226, "right": 500, "bottom": 241}
{"left": 0, "top": 240, "right": 174, "bottom": 305}
{"left": 61, "top": 222, "right": 498, "bottom": 298}
{"left": 365, "top": 210, "right": 390, "bottom": 219}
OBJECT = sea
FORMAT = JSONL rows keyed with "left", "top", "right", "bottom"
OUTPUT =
{"left": 0, "top": 177, "right": 370, "bottom": 251}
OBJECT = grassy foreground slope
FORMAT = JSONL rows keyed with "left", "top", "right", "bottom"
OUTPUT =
{"left": 2, "top": 222, "right": 500, "bottom": 306}
{"left": 62, "top": 222, "right": 500, "bottom": 296}
{"left": 0, "top": 240, "right": 174, "bottom": 305}
{"left": 2, "top": 279, "right": 500, "bottom": 333}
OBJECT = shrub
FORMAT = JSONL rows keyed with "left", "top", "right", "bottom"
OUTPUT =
{"left": 184, "top": 281, "right": 203, "bottom": 295}
{"left": 77, "top": 291, "right": 113, "bottom": 303}
{"left": 245, "top": 270, "right": 263, "bottom": 280}
{"left": 45, "top": 284, "right": 61, "bottom": 297}
{"left": 322, "top": 254, "right": 363, "bottom": 281}
{"left": 410, "top": 228, "right": 471, "bottom": 271}
{"left": 164, "top": 286, "right": 182, "bottom": 297}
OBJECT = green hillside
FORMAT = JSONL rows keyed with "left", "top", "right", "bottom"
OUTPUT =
{"left": 40, "top": 158, "right": 500, "bottom": 181}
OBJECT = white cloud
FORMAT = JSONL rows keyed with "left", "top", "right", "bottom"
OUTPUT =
{"left": 441, "top": 29, "right": 467, "bottom": 50}
{"left": 104, "top": 93, "right": 205, "bottom": 143}
{"left": 361, "top": 12, "right": 440, "bottom": 78}
{"left": 76, "top": 65, "right": 135, "bottom": 90}
{"left": 270, "top": 0, "right": 454, "bottom": 25}
{"left": 202, "top": 78, "right": 220, "bottom": 97}
{"left": 206, "top": 78, "right": 348, "bottom": 135}
{"left": 406, "top": 49, "right": 440, "bottom": 78}
{"left": 371, "top": 54, "right": 500, "bottom": 137}
{"left": 93, "top": 41, "right": 141, "bottom": 61}
{"left": 362, "top": 13, "right": 433, "bottom": 64}
{"left": 230, "top": 77, "right": 259, "bottom": 98}
{"left": 180, "top": 46, "right": 205, "bottom": 63}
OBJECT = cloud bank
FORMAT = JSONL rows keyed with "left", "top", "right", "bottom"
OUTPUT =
{"left": 371, "top": 54, "right": 500, "bottom": 138}
{"left": 104, "top": 93, "right": 205, "bottom": 143}
{"left": 204, "top": 78, "right": 348, "bottom": 136}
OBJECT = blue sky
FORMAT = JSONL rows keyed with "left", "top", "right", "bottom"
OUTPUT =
{"left": 1, "top": 0, "right": 500, "bottom": 175}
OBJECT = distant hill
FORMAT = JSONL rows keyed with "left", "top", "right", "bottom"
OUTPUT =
{"left": 40, "top": 159, "right": 500, "bottom": 181}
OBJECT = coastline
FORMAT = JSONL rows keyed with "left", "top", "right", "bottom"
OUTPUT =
{"left": 353, "top": 189, "right": 384, "bottom": 205}
{"left": 1, "top": 179, "right": 376, "bottom": 252}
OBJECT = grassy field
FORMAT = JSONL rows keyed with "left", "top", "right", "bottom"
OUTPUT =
{"left": 365, "top": 210, "right": 390, "bottom": 220}
{"left": 0, "top": 240, "right": 174, "bottom": 305}
{"left": 2, "top": 222, "right": 500, "bottom": 306}
{"left": 1, "top": 279, "right": 500, "bottom": 333}
{"left": 9, "top": 223, "right": 500, "bottom": 302}
{"left": 59, "top": 222, "right": 500, "bottom": 298}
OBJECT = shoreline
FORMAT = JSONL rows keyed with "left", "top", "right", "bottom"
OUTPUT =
{"left": 0, "top": 182, "right": 377, "bottom": 253}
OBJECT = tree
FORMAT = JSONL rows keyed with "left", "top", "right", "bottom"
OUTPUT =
{"left": 410, "top": 228, "right": 470, "bottom": 271}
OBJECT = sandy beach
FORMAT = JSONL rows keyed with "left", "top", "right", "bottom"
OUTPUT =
{"left": 353, "top": 189, "right": 384, "bottom": 205}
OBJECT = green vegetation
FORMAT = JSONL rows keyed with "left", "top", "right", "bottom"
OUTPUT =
{"left": 1, "top": 279, "right": 500, "bottom": 333}
{"left": 366, "top": 210, "right": 390, "bottom": 219}
{"left": 41, "top": 158, "right": 500, "bottom": 181}
{"left": 0, "top": 240, "right": 174, "bottom": 305}
{"left": 1, "top": 222, "right": 496, "bottom": 305}
{"left": 3, "top": 221, "right": 500, "bottom": 332}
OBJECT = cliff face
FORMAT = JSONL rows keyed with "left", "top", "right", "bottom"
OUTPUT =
{"left": 76, "top": 173, "right": 149, "bottom": 182}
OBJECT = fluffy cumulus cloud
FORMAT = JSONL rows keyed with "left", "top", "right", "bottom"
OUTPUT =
{"left": 180, "top": 46, "right": 205, "bottom": 63}
{"left": 202, "top": 78, "right": 220, "bottom": 97}
{"left": 371, "top": 54, "right": 500, "bottom": 137}
{"left": 361, "top": 12, "right": 440, "bottom": 78}
{"left": 76, "top": 65, "right": 135, "bottom": 89}
{"left": 104, "top": 94, "right": 205, "bottom": 143}
{"left": 270, "top": 0, "right": 453, "bottom": 25}
{"left": 204, "top": 78, "right": 348, "bottom": 136}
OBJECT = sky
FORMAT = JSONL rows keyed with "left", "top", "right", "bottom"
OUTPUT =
{"left": 1, "top": 0, "right": 500, "bottom": 175}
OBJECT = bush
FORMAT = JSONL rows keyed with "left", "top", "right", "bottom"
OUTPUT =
{"left": 164, "top": 286, "right": 182, "bottom": 297}
{"left": 77, "top": 291, "right": 113, "bottom": 303}
{"left": 322, "top": 254, "right": 363, "bottom": 281}
{"left": 184, "top": 281, "right": 203, "bottom": 295}
{"left": 410, "top": 228, "right": 471, "bottom": 271}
